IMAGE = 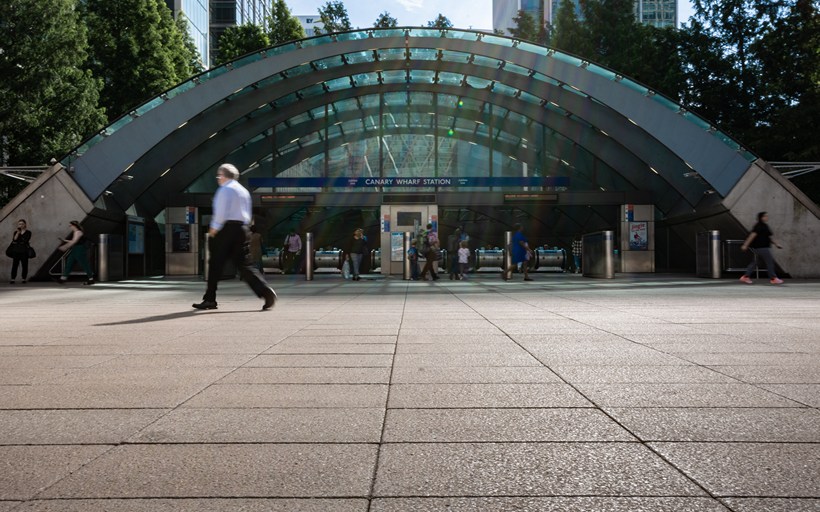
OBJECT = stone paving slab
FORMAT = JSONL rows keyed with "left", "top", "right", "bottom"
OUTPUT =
{"left": 0, "top": 384, "right": 212, "bottom": 409}
{"left": 552, "top": 365, "right": 737, "bottom": 383}
{"left": 574, "top": 382, "right": 802, "bottom": 407}
{"left": 247, "top": 354, "right": 393, "bottom": 367}
{"left": 676, "top": 352, "right": 818, "bottom": 366}
{"left": 14, "top": 499, "right": 368, "bottom": 512}
{"left": 387, "top": 383, "right": 592, "bottom": 408}
{"left": 374, "top": 442, "right": 706, "bottom": 497}
{"left": 649, "top": 443, "right": 820, "bottom": 497}
{"left": 264, "top": 343, "right": 395, "bottom": 354}
{"left": 383, "top": 408, "right": 634, "bottom": 442}
{"left": 0, "top": 410, "right": 168, "bottom": 445}
{"left": 220, "top": 367, "right": 391, "bottom": 384}
{"left": 760, "top": 384, "right": 820, "bottom": 407}
{"left": 721, "top": 498, "right": 820, "bottom": 511}
{"left": 0, "top": 446, "right": 112, "bottom": 501}
{"left": 607, "top": 408, "right": 820, "bottom": 442}
{"left": 392, "top": 352, "right": 541, "bottom": 367}
{"left": 369, "top": 497, "right": 731, "bottom": 511}
{"left": 390, "top": 366, "right": 562, "bottom": 383}
{"left": 41, "top": 444, "right": 378, "bottom": 499}
{"left": 706, "top": 365, "right": 820, "bottom": 383}
{"left": 181, "top": 383, "right": 388, "bottom": 408}
{"left": 1, "top": 276, "right": 819, "bottom": 508}
{"left": 132, "top": 408, "right": 385, "bottom": 443}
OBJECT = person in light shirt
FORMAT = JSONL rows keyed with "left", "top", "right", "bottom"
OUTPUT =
{"left": 192, "top": 163, "right": 276, "bottom": 310}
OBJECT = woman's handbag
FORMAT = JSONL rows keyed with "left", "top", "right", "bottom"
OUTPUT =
{"left": 4, "top": 243, "right": 14, "bottom": 258}
{"left": 27, "top": 246, "right": 36, "bottom": 258}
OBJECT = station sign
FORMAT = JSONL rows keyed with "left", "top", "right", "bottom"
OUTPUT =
{"left": 249, "top": 176, "right": 569, "bottom": 188}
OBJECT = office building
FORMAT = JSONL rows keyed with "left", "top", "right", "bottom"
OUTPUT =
{"left": 295, "top": 15, "right": 325, "bottom": 37}
{"left": 493, "top": 0, "right": 677, "bottom": 34}
{"left": 166, "top": 0, "right": 210, "bottom": 68}
{"left": 210, "top": 0, "right": 273, "bottom": 64}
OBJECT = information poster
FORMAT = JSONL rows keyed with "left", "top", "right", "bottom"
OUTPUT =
{"left": 171, "top": 224, "right": 191, "bottom": 252}
{"left": 629, "top": 221, "right": 648, "bottom": 250}
{"left": 127, "top": 221, "right": 145, "bottom": 254}
{"left": 391, "top": 232, "right": 404, "bottom": 262}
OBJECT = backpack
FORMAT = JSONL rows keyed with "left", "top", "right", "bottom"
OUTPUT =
{"left": 418, "top": 232, "right": 430, "bottom": 253}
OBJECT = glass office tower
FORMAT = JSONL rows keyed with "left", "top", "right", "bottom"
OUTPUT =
{"left": 166, "top": 0, "right": 210, "bottom": 68}
{"left": 210, "top": 0, "right": 273, "bottom": 64}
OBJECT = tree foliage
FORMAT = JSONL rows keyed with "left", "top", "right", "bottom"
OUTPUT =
{"left": 83, "top": 0, "right": 194, "bottom": 122}
{"left": 508, "top": 10, "right": 548, "bottom": 44}
{"left": 0, "top": 0, "right": 105, "bottom": 168}
{"left": 315, "top": 1, "right": 352, "bottom": 35}
{"left": 374, "top": 11, "right": 399, "bottom": 28}
{"left": 268, "top": 0, "right": 306, "bottom": 45}
{"left": 175, "top": 14, "right": 205, "bottom": 74}
{"left": 427, "top": 14, "right": 454, "bottom": 29}
{"left": 216, "top": 24, "right": 270, "bottom": 65}
{"left": 550, "top": 0, "right": 590, "bottom": 56}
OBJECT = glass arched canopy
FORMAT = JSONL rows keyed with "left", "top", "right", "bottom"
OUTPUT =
{"left": 64, "top": 27, "right": 756, "bottom": 219}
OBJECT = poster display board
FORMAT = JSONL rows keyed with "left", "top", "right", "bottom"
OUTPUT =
{"left": 390, "top": 232, "right": 404, "bottom": 262}
{"left": 629, "top": 221, "right": 648, "bottom": 251}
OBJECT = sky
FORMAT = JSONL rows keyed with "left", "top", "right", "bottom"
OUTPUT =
{"left": 285, "top": 0, "right": 696, "bottom": 31}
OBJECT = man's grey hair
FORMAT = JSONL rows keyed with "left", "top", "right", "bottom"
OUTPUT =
{"left": 217, "top": 163, "right": 240, "bottom": 180}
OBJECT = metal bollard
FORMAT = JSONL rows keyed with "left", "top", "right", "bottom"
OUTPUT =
{"left": 403, "top": 232, "right": 412, "bottom": 280}
{"left": 503, "top": 231, "right": 512, "bottom": 272}
{"left": 97, "top": 234, "right": 109, "bottom": 282}
{"left": 304, "top": 232, "right": 314, "bottom": 281}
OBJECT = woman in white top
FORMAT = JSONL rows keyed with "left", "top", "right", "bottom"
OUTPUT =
{"left": 58, "top": 221, "right": 94, "bottom": 285}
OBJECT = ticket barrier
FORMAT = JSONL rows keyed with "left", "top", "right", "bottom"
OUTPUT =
{"left": 533, "top": 248, "right": 567, "bottom": 272}
{"left": 474, "top": 249, "right": 506, "bottom": 271}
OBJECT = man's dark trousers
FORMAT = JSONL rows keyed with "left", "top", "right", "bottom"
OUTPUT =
{"left": 204, "top": 222, "right": 268, "bottom": 302}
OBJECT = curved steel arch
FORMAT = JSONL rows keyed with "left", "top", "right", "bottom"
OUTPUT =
{"left": 69, "top": 27, "right": 753, "bottom": 219}
{"left": 120, "top": 76, "right": 690, "bottom": 218}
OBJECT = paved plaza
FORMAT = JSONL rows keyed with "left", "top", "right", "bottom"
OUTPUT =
{"left": 0, "top": 273, "right": 818, "bottom": 511}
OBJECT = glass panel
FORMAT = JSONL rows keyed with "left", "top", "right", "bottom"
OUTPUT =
{"left": 327, "top": 138, "right": 380, "bottom": 191}
{"left": 465, "top": 76, "right": 492, "bottom": 89}
{"left": 200, "top": 66, "right": 230, "bottom": 81}
{"left": 519, "top": 91, "right": 543, "bottom": 105}
{"left": 472, "top": 55, "right": 500, "bottom": 69}
{"left": 373, "top": 29, "right": 406, "bottom": 39}
{"left": 410, "top": 48, "right": 438, "bottom": 61}
{"left": 383, "top": 92, "right": 407, "bottom": 107}
{"left": 408, "top": 28, "right": 445, "bottom": 38}
{"left": 298, "top": 35, "right": 334, "bottom": 49}
{"left": 551, "top": 51, "right": 584, "bottom": 67}
{"left": 376, "top": 48, "right": 406, "bottom": 61}
{"left": 345, "top": 51, "right": 373, "bottom": 65}
{"left": 481, "top": 35, "right": 516, "bottom": 48}
{"left": 300, "top": 83, "right": 326, "bottom": 100}
{"left": 532, "top": 72, "right": 561, "bottom": 87}
{"left": 134, "top": 97, "right": 166, "bottom": 116}
{"left": 438, "top": 71, "right": 462, "bottom": 86}
{"left": 335, "top": 31, "right": 371, "bottom": 42}
{"left": 232, "top": 51, "right": 264, "bottom": 69}
{"left": 325, "top": 76, "right": 351, "bottom": 92}
{"left": 314, "top": 55, "right": 343, "bottom": 70}
{"left": 381, "top": 70, "right": 406, "bottom": 84}
{"left": 504, "top": 62, "right": 531, "bottom": 77}
{"left": 586, "top": 63, "right": 617, "bottom": 80}
{"left": 410, "top": 70, "right": 435, "bottom": 84}
{"left": 493, "top": 82, "right": 518, "bottom": 98}
{"left": 284, "top": 62, "right": 314, "bottom": 79}
{"left": 440, "top": 50, "right": 470, "bottom": 64}
{"left": 617, "top": 78, "right": 648, "bottom": 95}
{"left": 164, "top": 81, "right": 196, "bottom": 100}
{"left": 682, "top": 111, "right": 711, "bottom": 130}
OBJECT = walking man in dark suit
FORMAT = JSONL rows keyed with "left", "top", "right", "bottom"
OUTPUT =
{"left": 193, "top": 163, "right": 276, "bottom": 310}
